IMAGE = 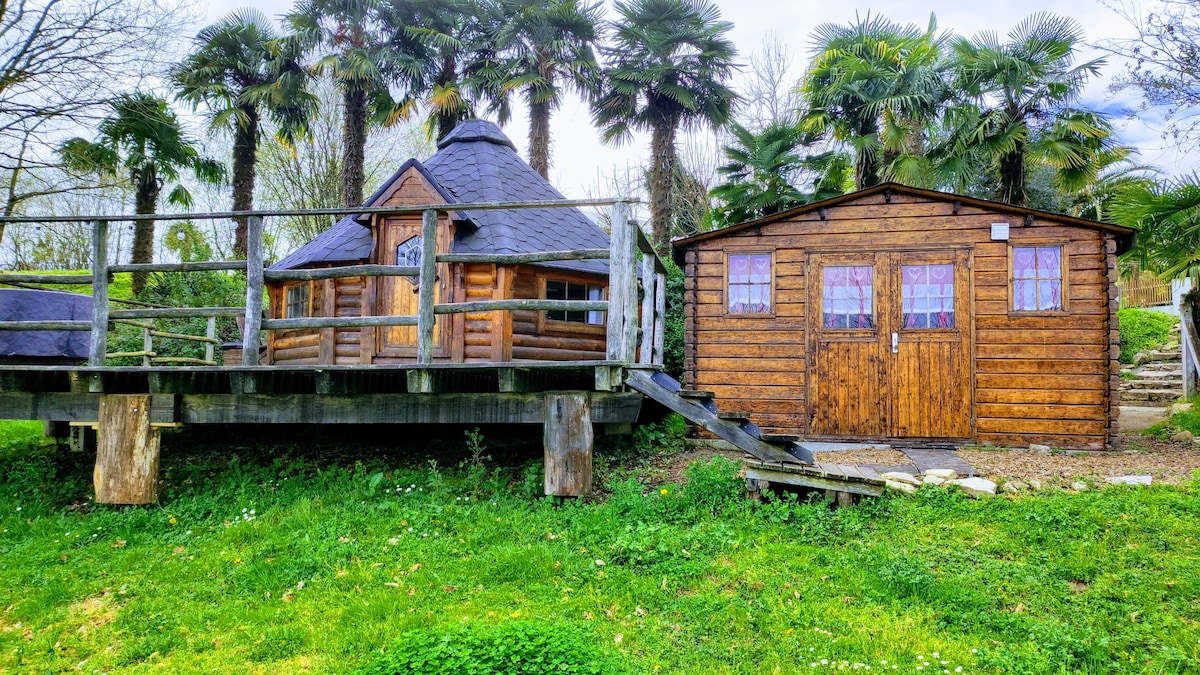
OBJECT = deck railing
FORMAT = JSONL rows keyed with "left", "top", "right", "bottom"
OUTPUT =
{"left": 0, "top": 198, "right": 664, "bottom": 369}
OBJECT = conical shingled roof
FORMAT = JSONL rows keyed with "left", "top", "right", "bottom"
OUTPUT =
{"left": 271, "top": 120, "right": 609, "bottom": 275}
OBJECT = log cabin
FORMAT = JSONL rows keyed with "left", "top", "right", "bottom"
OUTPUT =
{"left": 674, "top": 183, "right": 1135, "bottom": 451}
{"left": 265, "top": 120, "right": 615, "bottom": 366}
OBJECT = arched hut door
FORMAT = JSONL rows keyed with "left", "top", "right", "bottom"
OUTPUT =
{"left": 807, "top": 250, "right": 972, "bottom": 440}
{"left": 376, "top": 216, "right": 451, "bottom": 358}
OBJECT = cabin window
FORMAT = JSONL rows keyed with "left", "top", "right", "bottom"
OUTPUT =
{"left": 901, "top": 264, "right": 955, "bottom": 328}
{"left": 285, "top": 284, "right": 310, "bottom": 318}
{"left": 1012, "top": 245, "right": 1063, "bottom": 312}
{"left": 545, "top": 279, "right": 605, "bottom": 325}
{"left": 727, "top": 253, "right": 772, "bottom": 314}
{"left": 397, "top": 236, "right": 422, "bottom": 286}
{"left": 822, "top": 265, "right": 874, "bottom": 329}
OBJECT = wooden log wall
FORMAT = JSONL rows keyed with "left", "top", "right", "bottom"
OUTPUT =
{"left": 510, "top": 266, "right": 606, "bottom": 361}
{"left": 334, "top": 276, "right": 364, "bottom": 364}
{"left": 684, "top": 190, "right": 1118, "bottom": 450}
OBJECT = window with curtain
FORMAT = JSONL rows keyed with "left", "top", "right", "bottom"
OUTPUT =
{"left": 822, "top": 265, "right": 873, "bottom": 328}
{"left": 545, "top": 279, "right": 605, "bottom": 325}
{"left": 727, "top": 253, "right": 772, "bottom": 313}
{"left": 902, "top": 264, "right": 955, "bottom": 328}
{"left": 285, "top": 284, "right": 310, "bottom": 319}
{"left": 1012, "top": 245, "right": 1063, "bottom": 311}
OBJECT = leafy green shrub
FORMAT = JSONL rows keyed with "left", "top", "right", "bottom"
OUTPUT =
{"left": 357, "top": 620, "right": 623, "bottom": 675}
{"left": 679, "top": 456, "right": 743, "bottom": 516}
{"left": 108, "top": 271, "right": 245, "bottom": 365}
{"left": 1117, "top": 307, "right": 1177, "bottom": 363}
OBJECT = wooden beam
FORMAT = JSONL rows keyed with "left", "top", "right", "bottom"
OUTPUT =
{"left": 653, "top": 270, "right": 666, "bottom": 366}
{"left": 437, "top": 249, "right": 609, "bottom": 264}
{"left": 89, "top": 219, "right": 108, "bottom": 368}
{"left": 0, "top": 321, "right": 91, "bottom": 331}
{"left": 263, "top": 264, "right": 418, "bottom": 281}
{"left": 433, "top": 299, "right": 606, "bottom": 314}
{"left": 544, "top": 392, "right": 593, "bottom": 496}
{"left": 94, "top": 394, "right": 161, "bottom": 504}
{"left": 744, "top": 467, "right": 883, "bottom": 497}
{"left": 263, "top": 315, "right": 417, "bottom": 330}
{"left": 242, "top": 215, "right": 264, "bottom": 366}
{"left": 639, "top": 253, "right": 656, "bottom": 364}
{"left": 109, "top": 261, "right": 247, "bottom": 273}
{"left": 0, "top": 273, "right": 92, "bottom": 284}
{"left": 498, "top": 367, "right": 531, "bottom": 392}
{"left": 416, "top": 209, "right": 438, "bottom": 364}
{"left": 112, "top": 307, "right": 245, "bottom": 319}
{"left": 175, "top": 392, "right": 643, "bottom": 424}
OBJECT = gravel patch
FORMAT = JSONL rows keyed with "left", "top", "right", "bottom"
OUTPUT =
{"left": 960, "top": 436, "right": 1200, "bottom": 485}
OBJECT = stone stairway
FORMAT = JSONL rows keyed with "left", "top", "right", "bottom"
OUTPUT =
{"left": 1120, "top": 349, "right": 1184, "bottom": 407}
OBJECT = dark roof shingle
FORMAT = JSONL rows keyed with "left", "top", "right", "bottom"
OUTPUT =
{"left": 272, "top": 120, "right": 610, "bottom": 275}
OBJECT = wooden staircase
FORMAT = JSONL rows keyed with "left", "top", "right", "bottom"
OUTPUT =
{"left": 624, "top": 370, "right": 886, "bottom": 496}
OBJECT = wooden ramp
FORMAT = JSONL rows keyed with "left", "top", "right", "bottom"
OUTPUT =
{"left": 623, "top": 370, "right": 884, "bottom": 496}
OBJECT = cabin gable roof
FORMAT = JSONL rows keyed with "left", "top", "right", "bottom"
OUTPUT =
{"left": 671, "top": 183, "right": 1136, "bottom": 260}
{"left": 271, "top": 120, "right": 610, "bottom": 275}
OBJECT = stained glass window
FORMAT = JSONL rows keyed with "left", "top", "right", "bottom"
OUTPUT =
{"left": 822, "top": 265, "right": 873, "bottom": 329}
{"left": 728, "top": 253, "right": 772, "bottom": 313}
{"left": 546, "top": 280, "right": 605, "bottom": 325}
{"left": 902, "top": 264, "right": 955, "bottom": 328}
{"left": 1013, "top": 245, "right": 1063, "bottom": 311}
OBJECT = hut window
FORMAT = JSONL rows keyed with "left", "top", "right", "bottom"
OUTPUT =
{"left": 822, "top": 266, "right": 873, "bottom": 328}
{"left": 285, "top": 284, "right": 310, "bottom": 318}
{"left": 545, "top": 279, "right": 605, "bottom": 324}
{"left": 901, "top": 264, "right": 955, "bottom": 328}
{"left": 1012, "top": 245, "right": 1063, "bottom": 311}
{"left": 727, "top": 253, "right": 772, "bottom": 313}
{"left": 397, "top": 236, "right": 422, "bottom": 286}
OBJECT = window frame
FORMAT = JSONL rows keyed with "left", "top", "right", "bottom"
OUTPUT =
{"left": 284, "top": 282, "right": 313, "bottom": 319}
{"left": 536, "top": 273, "right": 608, "bottom": 335}
{"left": 722, "top": 247, "right": 776, "bottom": 318}
{"left": 1008, "top": 241, "right": 1070, "bottom": 316}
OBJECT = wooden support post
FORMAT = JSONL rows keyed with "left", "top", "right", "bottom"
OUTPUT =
{"left": 89, "top": 219, "right": 109, "bottom": 368}
{"left": 205, "top": 316, "right": 216, "bottom": 364}
{"left": 416, "top": 208, "right": 438, "bottom": 364}
{"left": 142, "top": 326, "right": 152, "bottom": 367}
{"left": 653, "top": 270, "right": 666, "bottom": 366}
{"left": 94, "top": 394, "right": 161, "bottom": 504}
{"left": 544, "top": 392, "right": 593, "bottom": 497}
{"left": 242, "top": 215, "right": 264, "bottom": 366}
{"left": 621, "top": 215, "right": 638, "bottom": 364}
{"left": 606, "top": 201, "right": 630, "bottom": 362}
{"left": 639, "top": 253, "right": 657, "bottom": 365}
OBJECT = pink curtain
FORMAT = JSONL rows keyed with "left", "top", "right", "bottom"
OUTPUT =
{"left": 823, "top": 265, "right": 873, "bottom": 328}
{"left": 1013, "top": 246, "right": 1062, "bottom": 311}
{"left": 902, "top": 264, "right": 955, "bottom": 328}
{"left": 729, "top": 254, "right": 771, "bottom": 313}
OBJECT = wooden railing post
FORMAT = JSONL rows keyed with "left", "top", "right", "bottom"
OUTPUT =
{"left": 654, "top": 270, "right": 666, "bottom": 366}
{"left": 205, "top": 316, "right": 216, "bottom": 364}
{"left": 142, "top": 326, "right": 152, "bottom": 367}
{"left": 639, "top": 252, "right": 657, "bottom": 365}
{"left": 606, "top": 201, "right": 631, "bottom": 362}
{"left": 242, "top": 215, "right": 264, "bottom": 366}
{"left": 89, "top": 219, "right": 109, "bottom": 367}
{"left": 620, "top": 213, "right": 638, "bottom": 363}
{"left": 416, "top": 208, "right": 438, "bottom": 364}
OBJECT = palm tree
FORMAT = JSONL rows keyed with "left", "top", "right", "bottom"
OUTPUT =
{"left": 592, "top": 0, "right": 737, "bottom": 251}
{"left": 801, "top": 14, "right": 946, "bottom": 190}
{"left": 939, "top": 13, "right": 1107, "bottom": 206}
{"left": 288, "top": 0, "right": 414, "bottom": 207}
{"left": 384, "top": 0, "right": 499, "bottom": 141}
{"left": 58, "top": 92, "right": 225, "bottom": 295}
{"left": 1067, "top": 147, "right": 1157, "bottom": 222}
{"left": 482, "top": 0, "right": 603, "bottom": 178}
{"left": 172, "top": 9, "right": 315, "bottom": 257}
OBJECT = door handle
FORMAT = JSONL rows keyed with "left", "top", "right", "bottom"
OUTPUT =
{"left": 891, "top": 332, "right": 899, "bottom": 354}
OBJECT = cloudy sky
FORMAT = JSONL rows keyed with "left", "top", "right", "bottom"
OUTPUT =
{"left": 200, "top": 0, "right": 1185, "bottom": 200}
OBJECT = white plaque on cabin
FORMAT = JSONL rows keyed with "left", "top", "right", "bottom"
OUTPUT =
{"left": 990, "top": 223, "right": 1010, "bottom": 241}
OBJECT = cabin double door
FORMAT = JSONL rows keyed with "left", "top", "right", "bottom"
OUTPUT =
{"left": 807, "top": 250, "right": 972, "bottom": 440}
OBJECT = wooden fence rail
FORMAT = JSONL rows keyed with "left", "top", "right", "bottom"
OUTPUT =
{"left": 0, "top": 198, "right": 663, "bottom": 369}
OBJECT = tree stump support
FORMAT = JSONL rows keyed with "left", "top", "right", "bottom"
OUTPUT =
{"left": 94, "top": 394, "right": 161, "bottom": 504}
{"left": 544, "top": 392, "right": 592, "bottom": 497}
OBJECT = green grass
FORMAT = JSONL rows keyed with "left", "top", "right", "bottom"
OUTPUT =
{"left": 1, "top": 421, "right": 1198, "bottom": 673}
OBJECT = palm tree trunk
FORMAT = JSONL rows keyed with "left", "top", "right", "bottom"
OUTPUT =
{"left": 342, "top": 86, "right": 368, "bottom": 208}
{"left": 650, "top": 120, "right": 678, "bottom": 253}
{"left": 998, "top": 143, "right": 1026, "bottom": 206}
{"left": 855, "top": 122, "right": 882, "bottom": 190}
{"left": 131, "top": 177, "right": 160, "bottom": 297}
{"left": 435, "top": 53, "right": 459, "bottom": 141}
{"left": 529, "top": 97, "right": 551, "bottom": 179}
{"left": 231, "top": 105, "right": 259, "bottom": 258}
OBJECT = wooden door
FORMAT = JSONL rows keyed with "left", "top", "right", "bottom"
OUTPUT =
{"left": 376, "top": 216, "right": 451, "bottom": 357}
{"left": 885, "top": 250, "right": 972, "bottom": 439}
{"left": 807, "top": 253, "right": 889, "bottom": 437}
{"left": 807, "top": 250, "right": 972, "bottom": 440}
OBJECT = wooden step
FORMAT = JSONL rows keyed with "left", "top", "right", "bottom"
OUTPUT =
{"left": 678, "top": 390, "right": 715, "bottom": 399}
{"left": 760, "top": 433, "right": 801, "bottom": 443}
{"left": 717, "top": 412, "right": 751, "bottom": 421}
